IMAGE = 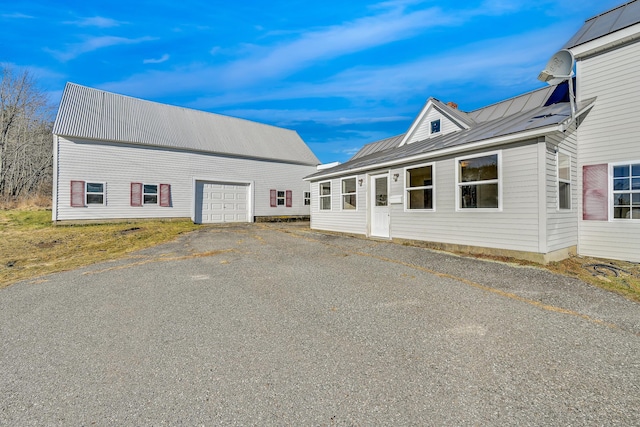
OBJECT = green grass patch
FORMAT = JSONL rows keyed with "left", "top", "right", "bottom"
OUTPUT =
{"left": 0, "top": 209, "right": 200, "bottom": 288}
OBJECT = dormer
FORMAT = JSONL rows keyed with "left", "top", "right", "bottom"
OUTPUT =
{"left": 398, "top": 98, "right": 474, "bottom": 146}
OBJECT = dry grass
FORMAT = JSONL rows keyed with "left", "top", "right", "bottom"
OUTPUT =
{"left": 547, "top": 255, "right": 640, "bottom": 303}
{"left": 0, "top": 209, "right": 200, "bottom": 289}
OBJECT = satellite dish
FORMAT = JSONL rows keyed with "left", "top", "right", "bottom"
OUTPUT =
{"left": 537, "top": 49, "right": 574, "bottom": 85}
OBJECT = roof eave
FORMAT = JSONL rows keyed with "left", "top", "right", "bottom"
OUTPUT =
{"left": 305, "top": 124, "right": 564, "bottom": 181}
{"left": 569, "top": 22, "right": 640, "bottom": 58}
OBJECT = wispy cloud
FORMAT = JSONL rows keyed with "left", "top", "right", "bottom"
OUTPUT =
{"left": 143, "top": 54, "right": 170, "bottom": 64}
{"left": 46, "top": 35, "right": 155, "bottom": 62}
{"left": 65, "top": 16, "right": 123, "bottom": 28}
{"left": 1, "top": 12, "right": 34, "bottom": 19}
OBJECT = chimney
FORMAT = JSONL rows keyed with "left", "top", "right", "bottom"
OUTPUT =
{"left": 446, "top": 101, "right": 458, "bottom": 110}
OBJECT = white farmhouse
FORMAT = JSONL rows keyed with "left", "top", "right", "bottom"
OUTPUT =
{"left": 52, "top": 83, "right": 319, "bottom": 224}
{"left": 306, "top": 1, "right": 640, "bottom": 263}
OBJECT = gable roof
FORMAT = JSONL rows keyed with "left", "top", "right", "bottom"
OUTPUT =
{"left": 306, "top": 86, "right": 595, "bottom": 181}
{"left": 53, "top": 82, "right": 319, "bottom": 166}
{"left": 345, "top": 84, "right": 562, "bottom": 164}
{"left": 563, "top": 0, "right": 640, "bottom": 49}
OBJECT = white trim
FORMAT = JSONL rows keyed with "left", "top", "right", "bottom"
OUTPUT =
{"left": 52, "top": 135, "right": 59, "bottom": 221}
{"left": 319, "top": 180, "right": 332, "bottom": 211}
{"left": 369, "top": 172, "right": 391, "bottom": 238}
{"left": 191, "top": 177, "right": 254, "bottom": 223}
{"left": 609, "top": 160, "right": 640, "bottom": 222}
{"left": 85, "top": 181, "right": 107, "bottom": 206}
{"left": 455, "top": 150, "right": 502, "bottom": 212}
{"left": 404, "top": 162, "right": 435, "bottom": 212}
{"left": 557, "top": 150, "right": 572, "bottom": 211}
{"left": 570, "top": 22, "right": 640, "bottom": 59}
{"left": 340, "top": 176, "right": 358, "bottom": 211}
{"left": 306, "top": 124, "right": 563, "bottom": 182}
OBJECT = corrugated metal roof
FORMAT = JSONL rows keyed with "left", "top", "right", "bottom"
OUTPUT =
{"left": 564, "top": 0, "right": 640, "bottom": 49}
{"left": 467, "top": 86, "right": 556, "bottom": 123}
{"left": 349, "top": 134, "right": 405, "bottom": 160}
{"left": 306, "top": 98, "right": 594, "bottom": 180}
{"left": 53, "top": 82, "right": 320, "bottom": 165}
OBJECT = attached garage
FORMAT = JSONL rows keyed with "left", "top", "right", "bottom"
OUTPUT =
{"left": 195, "top": 181, "right": 251, "bottom": 224}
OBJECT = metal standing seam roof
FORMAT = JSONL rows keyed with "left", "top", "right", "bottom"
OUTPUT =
{"left": 563, "top": 0, "right": 640, "bottom": 49}
{"left": 53, "top": 82, "right": 320, "bottom": 166}
{"left": 305, "top": 98, "right": 595, "bottom": 181}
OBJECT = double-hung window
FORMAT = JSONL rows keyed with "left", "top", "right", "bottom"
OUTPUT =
{"left": 457, "top": 152, "right": 500, "bottom": 209}
{"left": 319, "top": 181, "right": 331, "bottom": 210}
{"left": 341, "top": 177, "right": 357, "bottom": 210}
{"left": 406, "top": 164, "right": 434, "bottom": 210}
{"left": 70, "top": 181, "right": 105, "bottom": 207}
{"left": 304, "top": 192, "right": 311, "bottom": 206}
{"left": 143, "top": 184, "right": 158, "bottom": 204}
{"left": 613, "top": 163, "right": 640, "bottom": 219}
{"left": 558, "top": 152, "right": 571, "bottom": 210}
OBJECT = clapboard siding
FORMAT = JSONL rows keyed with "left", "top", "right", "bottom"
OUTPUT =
{"left": 545, "top": 126, "right": 578, "bottom": 252}
{"left": 407, "top": 108, "right": 460, "bottom": 144}
{"left": 312, "top": 142, "right": 545, "bottom": 253}
{"left": 576, "top": 41, "right": 640, "bottom": 261}
{"left": 310, "top": 175, "right": 367, "bottom": 234}
{"left": 54, "top": 137, "right": 316, "bottom": 221}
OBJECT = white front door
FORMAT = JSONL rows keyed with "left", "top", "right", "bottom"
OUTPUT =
{"left": 370, "top": 174, "right": 390, "bottom": 238}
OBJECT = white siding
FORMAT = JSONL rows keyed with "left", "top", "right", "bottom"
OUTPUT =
{"left": 310, "top": 175, "right": 368, "bottom": 235}
{"left": 407, "top": 107, "right": 460, "bottom": 144}
{"left": 311, "top": 142, "right": 547, "bottom": 254}
{"left": 576, "top": 41, "right": 640, "bottom": 261}
{"left": 545, "top": 127, "right": 578, "bottom": 252}
{"left": 390, "top": 144, "right": 540, "bottom": 252}
{"left": 54, "top": 137, "right": 316, "bottom": 221}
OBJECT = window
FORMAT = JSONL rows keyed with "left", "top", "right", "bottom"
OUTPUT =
{"left": 612, "top": 163, "right": 640, "bottom": 219}
{"left": 71, "top": 181, "right": 105, "bottom": 206}
{"left": 144, "top": 184, "right": 158, "bottom": 204}
{"left": 558, "top": 152, "right": 571, "bottom": 210}
{"left": 270, "top": 190, "right": 292, "bottom": 207}
{"left": 457, "top": 153, "right": 500, "bottom": 209}
{"left": 430, "top": 119, "right": 441, "bottom": 134}
{"left": 304, "top": 192, "right": 311, "bottom": 206}
{"left": 406, "top": 164, "right": 434, "bottom": 210}
{"left": 319, "top": 181, "right": 331, "bottom": 210}
{"left": 131, "top": 183, "right": 171, "bottom": 207}
{"left": 341, "top": 177, "right": 357, "bottom": 210}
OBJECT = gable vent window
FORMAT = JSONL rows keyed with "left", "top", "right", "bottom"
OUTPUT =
{"left": 430, "top": 119, "right": 441, "bottom": 134}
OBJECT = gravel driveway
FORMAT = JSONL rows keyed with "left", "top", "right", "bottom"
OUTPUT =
{"left": 1, "top": 223, "right": 639, "bottom": 425}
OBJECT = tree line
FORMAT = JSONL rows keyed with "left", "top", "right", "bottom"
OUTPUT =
{"left": 0, "top": 65, "right": 54, "bottom": 206}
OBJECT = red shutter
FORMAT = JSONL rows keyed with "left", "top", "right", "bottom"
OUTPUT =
{"left": 583, "top": 164, "right": 608, "bottom": 221}
{"left": 159, "top": 184, "right": 171, "bottom": 207}
{"left": 270, "top": 189, "right": 277, "bottom": 207}
{"left": 131, "top": 182, "right": 143, "bottom": 207}
{"left": 286, "top": 190, "right": 292, "bottom": 207}
{"left": 70, "top": 180, "right": 85, "bottom": 207}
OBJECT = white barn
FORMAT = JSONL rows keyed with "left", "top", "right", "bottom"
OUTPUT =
{"left": 306, "top": 1, "right": 640, "bottom": 263}
{"left": 52, "top": 83, "right": 319, "bottom": 224}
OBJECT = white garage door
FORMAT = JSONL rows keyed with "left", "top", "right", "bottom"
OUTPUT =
{"left": 197, "top": 182, "right": 249, "bottom": 223}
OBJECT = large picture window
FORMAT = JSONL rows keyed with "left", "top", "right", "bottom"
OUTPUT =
{"left": 341, "top": 177, "right": 357, "bottom": 210}
{"left": 558, "top": 152, "right": 571, "bottom": 210}
{"left": 457, "top": 153, "right": 499, "bottom": 209}
{"left": 319, "top": 181, "right": 331, "bottom": 210}
{"left": 613, "top": 163, "right": 640, "bottom": 219}
{"left": 405, "top": 164, "right": 434, "bottom": 210}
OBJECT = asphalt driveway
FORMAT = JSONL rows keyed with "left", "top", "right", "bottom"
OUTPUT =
{"left": 1, "top": 223, "right": 639, "bottom": 425}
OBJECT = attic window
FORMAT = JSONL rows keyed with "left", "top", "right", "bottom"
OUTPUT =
{"left": 430, "top": 119, "right": 441, "bottom": 134}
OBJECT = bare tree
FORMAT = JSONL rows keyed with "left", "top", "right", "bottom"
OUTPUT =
{"left": 0, "top": 65, "right": 53, "bottom": 203}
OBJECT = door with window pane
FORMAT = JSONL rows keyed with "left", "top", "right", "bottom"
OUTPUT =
{"left": 370, "top": 174, "right": 390, "bottom": 238}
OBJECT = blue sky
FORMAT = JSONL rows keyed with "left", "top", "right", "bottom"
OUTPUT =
{"left": 1, "top": 0, "right": 624, "bottom": 163}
